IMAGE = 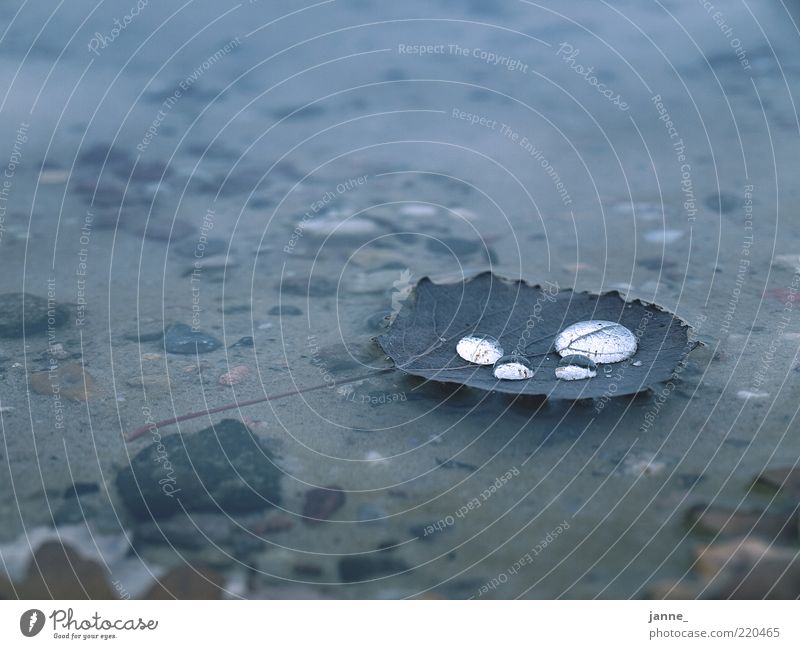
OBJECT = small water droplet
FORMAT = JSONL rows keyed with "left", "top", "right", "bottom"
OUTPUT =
{"left": 456, "top": 334, "right": 504, "bottom": 365}
{"left": 493, "top": 354, "right": 534, "bottom": 380}
{"left": 555, "top": 354, "right": 597, "bottom": 381}
{"left": 554, "top": 320, "right": 637, "bottom": 363}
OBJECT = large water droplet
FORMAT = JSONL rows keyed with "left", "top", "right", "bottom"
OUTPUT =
{"left": 555, "top": 354, "right": 597, "bottom": 381}
{"left": 554, "top": 320, "right": 637, "bottom": 363}
{"left": 456, "top": 334, "right": 504, "bottom": 365}
{"left": 493, "top": 354, "right": 534, "bottom": 380}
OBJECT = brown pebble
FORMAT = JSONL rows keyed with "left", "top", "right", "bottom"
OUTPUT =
{"left": 688, "top": 504, "right": 798, "bottom": 543}
{"left": 126, "top": 375, "right": 170, "bottom": 389}
{"left": 21, "top": 541, "right": 114, "bottom": 599}
{"left": 694, "top": 539, "right": 800, "bottom": 599}
{"left": 219, "top": 365, "right": 249, "bottom": 386}
{"left": 30, "top": 362, "right": 95, "bottom": 401}
{"left": 144, "top": 566, "right": 224, "bottom": 600}
{"left": 302, "top": 485, "right": 345, "bottom": 525}
{"left": 256, "top": 515, "right": 294, "bottom": 534}
{"left": 755, "top": 467, "right": 800, "bottom": 498}
{"left": 292, "top": 563, "right": 323, "bottom": 577}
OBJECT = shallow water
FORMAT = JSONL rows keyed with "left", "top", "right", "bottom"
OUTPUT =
{"left": 1, "top": 0, "right": 799, "bottom": 598}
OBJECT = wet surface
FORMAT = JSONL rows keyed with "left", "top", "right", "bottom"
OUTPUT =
{"left": 1, "top": 0, "right": 800, "bottom": 599}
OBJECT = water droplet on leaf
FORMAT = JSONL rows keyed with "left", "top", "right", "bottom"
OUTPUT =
{"left": 493, "top": 354, "right": 534, "bottom": 380}
{"left": 554, "top": 320, "right": 637, "bottom": 363}
{"left": 456, "top": 334, "right": 504, "bottom": 365}
{"left": 555, "top": 354, "right": 597, "bottom": 381}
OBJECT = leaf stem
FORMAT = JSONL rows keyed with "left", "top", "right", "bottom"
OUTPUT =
{"left": 125, "top": 368, "right": 394, "bottom": 442}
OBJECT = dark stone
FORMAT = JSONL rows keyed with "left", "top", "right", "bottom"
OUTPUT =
{"left": 230, "top": 336, "right": 254, "bottom": 348}
{"left": 123, "top": 326, "right": 165, "bottom": 342}
{"left": 435, "top": 457, "right": 478, "bottom": 472}
{"left": 0, "top": 293, "right": 69, "bottom": 338}
{"left": 302, "top": 485, "right": 345, "bottom": 525}
{"left": 63, "top": 482, "right": 100, "bottom": 499}
{"left": 164, "top": 324, "right": 222, "bottom": 354}
{"left": 116, "top": 419, "right": 282, "bottom": 521}
{"left": 78, "top": 143, "right": 132, "bottom": 167}
{"left": 113, "top": 160, "right": 172, "bottom": 183}
{"left": 268, "top": 305, "right": 302, "bottom": 316}
{"left": 338, "top": 556, "right": 409, "bottom": 582}
{"left": 704, "top": 192, "right": 739, "bottom": 214}
{"left": 221, "top": 304, "right": 251, "bottom": 315}
{"left": 292, "top": 563, "right": 323, "bottom": 577}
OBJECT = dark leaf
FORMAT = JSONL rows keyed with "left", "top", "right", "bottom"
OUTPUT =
{"left": 377, "top": 272, "right": 695, "bottom": 399}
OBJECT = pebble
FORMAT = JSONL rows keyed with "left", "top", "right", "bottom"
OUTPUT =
{"left": 163, "top": 324, "right": 222, "bottom": 354}
{"left": 39, "top": 169, "right": 70, "bottom": 184}
{"left": 180, "top": 254, "right": 238, "bottom": 277}
{"left": 644, "top": 229, "right": 684, "bottom": 244}
{"left": 125, "top": 375, "right": 170, "bottom": 390}
{"left": 123, "top": 326, "right": 165, "bottom": 343}
{"left": 399, "top": 204, "right": 438, "bottom": 218}
{"left": 364, "top": 450, "right": 388, "bottom": 464}
{"left": 338, "top": 556, "right": 409, "bottom": 582}
{"left": 302, "top": 485, "right": 346, "bottom": 525}
{"left": 78, "top": 143, "right": 131, "bottom": 166}
{"left": 622, "top": 452, "right": 666, "bottom": 477}
{"left": 117, "top": 419, "right": 282, "bottom": 520}
{"left": 30, "top": 363, "right": 96, "bottom": 401}
{"left": 255, "top": 516, "right": 294, "bottom": 534}
{"left": 46, "top": 343, "right": 71, "bottom": 360}
{"left": 0, "top": 293, "right": 69, "bottom": 338}
{"left": 230, "top": 336, "right": 254, "bottom": 348}
{"left": 704, "top": 192, "right": 739, "bottom": 214}
{"left": 767, "top": 288, "right": 800, "bottom": 304}
{"left": 219, "top": 365, "right": 249, "bottom": 386}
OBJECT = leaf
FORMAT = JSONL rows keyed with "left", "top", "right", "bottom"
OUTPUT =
{"left": 377, "top": 272, "right": 695, "bottom": 400}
